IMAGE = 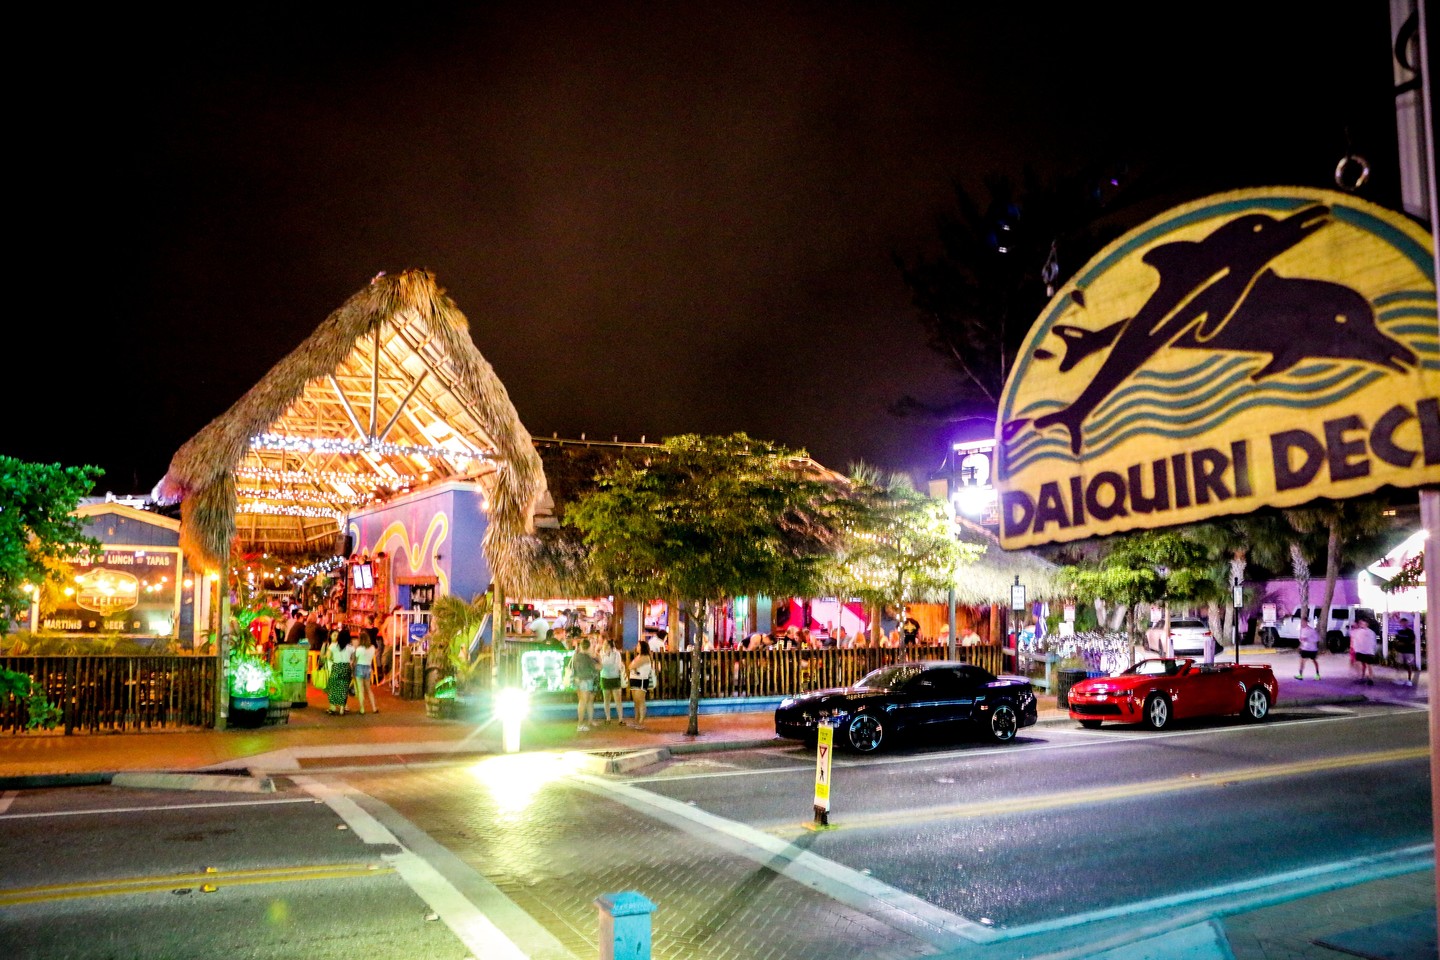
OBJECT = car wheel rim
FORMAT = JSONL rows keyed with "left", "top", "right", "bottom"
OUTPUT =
{"left": 1149, "top": 698, "right": 1168, "bottom": 726}
{"left": 848, "top": 715, "right": 882, "bottom": 751}
{"left": 1247, "top": 690, "right": 1268, "bottom": 718}
{"left": 991, "top": 706, "right": 1017, "bottom": 741}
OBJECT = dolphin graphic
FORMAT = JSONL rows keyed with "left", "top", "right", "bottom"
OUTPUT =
{"left": 1028, "top": 205, "right": 1415, "bottom": 453}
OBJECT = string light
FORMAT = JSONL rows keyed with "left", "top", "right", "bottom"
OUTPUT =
{"left": 294, "top": 556, "right": 346, "bottom": 580}
{"left": 235, "top": 466, "right": 408, "bottom": 488}
{"left": 249, "top": 433, "right": 493, "bottom": 464}
{"left": 237, "top": 502, "right": 345, "bottom": 520}
{"left": 237, "top": 486, "right": 371, "bottom": 507}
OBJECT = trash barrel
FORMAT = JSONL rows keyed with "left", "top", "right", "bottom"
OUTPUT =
{"left": 1056, "top": 668, "right": 1088, "bottom": 709}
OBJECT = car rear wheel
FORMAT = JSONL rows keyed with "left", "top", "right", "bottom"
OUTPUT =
{"left": 1327, "top": 630, "right": 1348, "bottom": 653}
{"left": 987, "top": 704, "right": 1019, "bottom": 743}
{"left": 1260, "top": 627, "right": 1278, "bottom": 648}
{"left": 1143, "top": 693, "right": 1171, "bottom": 730}
{"left": 846, "top": 713, "right": 885, "bottom": 752}
{"left": 1243, "top": 686, "right": 1271, "bottom": 722}
{"left": 1078, "top": 719, "right": 1103, "bottom": 729}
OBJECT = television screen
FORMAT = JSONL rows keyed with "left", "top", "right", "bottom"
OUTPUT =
{"left": 351, "top": 563, "right": 373, "bottom": 590}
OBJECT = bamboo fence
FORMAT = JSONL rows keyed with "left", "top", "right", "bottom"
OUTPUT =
{"left": 0, "top": 656, "right": 218, "bottom": 734}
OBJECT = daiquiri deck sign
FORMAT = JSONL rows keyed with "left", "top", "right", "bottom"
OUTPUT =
{"left": 996, "top": 187, "right": 1438, "bottom": 549}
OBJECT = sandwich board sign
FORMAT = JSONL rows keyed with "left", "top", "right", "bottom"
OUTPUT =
{"left": 996, "top": 187, "right": 1438, "bottom": 548}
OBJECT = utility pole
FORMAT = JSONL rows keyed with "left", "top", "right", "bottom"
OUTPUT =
{"left": 1386, "top": 0, "right": 1437, "bottom": 924}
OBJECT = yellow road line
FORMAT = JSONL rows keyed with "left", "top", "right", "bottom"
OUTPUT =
{"left": 792, "top": 746, "right": 1429, "bottom": 833}
{"left": 0, "top": 862, "right": 394, "bottom": 906}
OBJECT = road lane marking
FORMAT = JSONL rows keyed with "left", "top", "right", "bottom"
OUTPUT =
{"left": 295, "top": 776, "right": 546, "bottom": 960}
{"left": 986, "top": 843, "right": 1435, "bottom": 946}
{"left": 776, "top": 746, "right": 1429, "bottom": 832}
{"left": 0, "top": 790, "right": 16, "bottom": 814}
{"left": 0, "top": 796, "right": 317, "bottom": 820}
{"left": 631, "top": 710, "right": 1420, "bottom": 783}
{"left": 570, "top": 772, "right": 994, "bottom": 948}
{"left": 0, "top": 862, "right": 393, "bottom": 906}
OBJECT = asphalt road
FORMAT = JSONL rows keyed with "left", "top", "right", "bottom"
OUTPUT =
{"left": 0, "top": 701, "right": 1432, "bottom": 960}
{"left": 632, "top": 703, "right": 1433, "bottom": 931}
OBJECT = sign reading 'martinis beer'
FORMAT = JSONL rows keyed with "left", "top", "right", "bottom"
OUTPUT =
{"left": 996, "top": 188, "right": 1438, "bottom": 549}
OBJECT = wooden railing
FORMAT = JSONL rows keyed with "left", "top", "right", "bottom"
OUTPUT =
{"left": 496, "top": 644, "right": 1005, "bottom": 700}
{"left": 0, "top": 656, "right": 218, "bottom": 734}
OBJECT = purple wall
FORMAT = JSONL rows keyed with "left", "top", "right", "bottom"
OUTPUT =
{"left": 346, "top": 482, "right": 492, "bottom": 604}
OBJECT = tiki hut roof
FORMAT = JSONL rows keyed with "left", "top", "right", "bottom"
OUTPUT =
{"left": 154, "top": 270, "right": 546, "bottom": 591}
{"left": 947, "top": 515, "right": 1065, "bottom": 605}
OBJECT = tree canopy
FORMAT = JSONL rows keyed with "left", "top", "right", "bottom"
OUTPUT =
{"left": 0, "top": 457, "right": 102, "bottom": 632}
{"left": 825, "top": 464, "right": 981, "bottom": 636}
{"left": 565, "top": 433, "right": 848, "bottom": 733}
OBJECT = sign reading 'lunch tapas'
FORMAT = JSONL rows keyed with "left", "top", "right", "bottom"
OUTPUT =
{"left": 996, "top": 187, "right": 1438, "bottom": 549}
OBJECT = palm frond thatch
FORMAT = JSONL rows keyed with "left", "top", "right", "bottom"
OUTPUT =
{"left": 155, "top": 270, "right": 546, "bottom": 592}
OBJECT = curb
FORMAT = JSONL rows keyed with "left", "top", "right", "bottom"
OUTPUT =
{"left": 110, "top": 771, "right": 276, "bottom": 794}
{"left": 0, "top": 772, "right": 112, "bottom": 791}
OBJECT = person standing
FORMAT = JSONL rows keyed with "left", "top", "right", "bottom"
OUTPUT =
{"left": 352, "top": 631, "right": 378, "bottom": 714}
{"left": 1391, "top": 618, "right": 1418, "bottom": 687}
{"left": 283, "top": 609, "right": 306, "bottom": 645}
{"left": 325, "top": 628, "right": 355, "bottom": 715}
{"left": 1295, "top": 620, "right": 1322, "bottom": 680}
{"left": 598, "top": 638, "right": 625, "bottom": 722}
{"left": 901, "top": 609, "right": 921, "bottom": 646}
{"left": 1350, "top": 617, "right": 1379, "bottom": 685}
{"left": 626, "top": 640, "right": 654, "bottom": 729}
{"left": 568, "top": 638, "right": 600, "bottom": 731}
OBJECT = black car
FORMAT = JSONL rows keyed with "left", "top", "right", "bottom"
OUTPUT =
{"left": 774, "top": 661, "right": 1038, "bottom": 753}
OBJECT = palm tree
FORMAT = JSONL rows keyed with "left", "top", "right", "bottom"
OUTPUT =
{"left": 1286, "top": 497, "right": 1392, "bottom": 645}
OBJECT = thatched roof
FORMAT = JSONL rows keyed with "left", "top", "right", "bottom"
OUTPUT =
{"left": 154, "top": 270, "right": 546, "bottom": 591}
{"left": 945, "top": 515, "right": 1065, "bottom": 605}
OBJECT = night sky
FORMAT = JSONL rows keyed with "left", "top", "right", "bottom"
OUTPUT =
{"left": 11, "top": 2, "right": 1404, "bottom": 495}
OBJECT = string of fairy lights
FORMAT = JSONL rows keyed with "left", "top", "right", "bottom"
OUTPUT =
{"left": 249, "top": 433, "right": 493, "bottom": 464}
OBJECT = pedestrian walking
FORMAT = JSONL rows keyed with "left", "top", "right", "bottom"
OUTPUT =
{"left": 352, "top": 630, "right": 379, "bottom": 713}
{"left": 598, "top": 638, "right": 625, "bottom": 722}
{"left": 1350, "top": 618, "right": 1379, "bottom": 685}
{"left": 325, "top": 628, "right": 355, "bottom": 715}
{"left": 1295, "top": 620, "right": 1322, "bottom": 680}
{"left": 626, "top": 640, "right": 654, "bottom": 728}
{"left": 1391, "top": 618, "right": 1418, "bottom": 687}
{"left": 567, "top": 637, "right": 600, "bottom": 731}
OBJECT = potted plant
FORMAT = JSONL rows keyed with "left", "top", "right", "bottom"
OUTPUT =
{"left": 424, "top": 593, "right": 492, "bottom": 721}
{"left": 226, "top": 632, "right": 273, "bottom": 729}
{"left": 263, "top": 672, "right": 290, "bottom": 725}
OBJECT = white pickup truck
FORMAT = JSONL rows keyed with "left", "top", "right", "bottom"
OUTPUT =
{"left": 1262, "top": 604, "right": 1375, "bottom": 652}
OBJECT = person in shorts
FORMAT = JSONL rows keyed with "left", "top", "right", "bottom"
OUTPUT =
{"left": 1295, "top": 620, "right": 1321, "bottom": 680}
{"left": 1349, "top": 618, "right": 1379, "bottom": 685}
{"left": 598, "top": 638, "right": 626, "bottom": 723}
{"left": 626, "top": 640, "right": 654, "bottom": 728}
{"left": 569, "top": 638, "right": 600, "bottom": 731}
{"left": 1391, "top": 618, "right": 1418, "bottom": 687}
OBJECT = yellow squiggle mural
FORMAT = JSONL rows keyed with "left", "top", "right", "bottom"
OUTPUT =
{"left": 349, "top": 513, "right": 450, "bottom": 596}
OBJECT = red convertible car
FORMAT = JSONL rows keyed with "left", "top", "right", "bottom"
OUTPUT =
{"left": 1067, "top": 658, "right": 1278, "bottom": 730}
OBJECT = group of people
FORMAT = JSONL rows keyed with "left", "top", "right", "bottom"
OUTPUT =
{"left": 1293, "top": 615, "right": 1419, "bottom": 687}
{"left": 564, "top": 636, "right": 655, "bottom": 731}
{"left": 274, "top": 605, "right": 394, "bottom": 717}
{"left": 738, "top": 618, "right": 984, "bottom": 651}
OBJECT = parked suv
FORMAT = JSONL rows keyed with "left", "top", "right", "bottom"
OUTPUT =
{"left": 1265, "top": 604, "right": 1375, "bottom": 652}
{"left": 1146, "top": 617, "right": 1223, "bottom": 658}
